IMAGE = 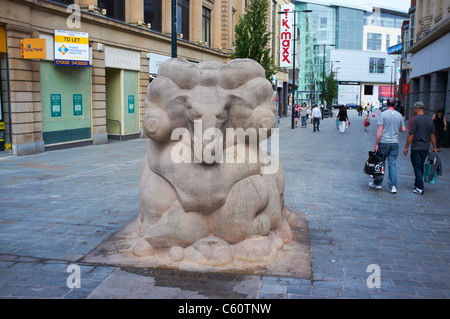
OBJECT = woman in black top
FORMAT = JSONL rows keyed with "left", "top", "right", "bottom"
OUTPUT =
{"left": 294, "top": 104, "right": 300, "bottom": 128}
{"left": 337, "top": 105, "right": 349, "bottom": 133}
{"left": 432, "top": 109, "right": 447, "bottom": 151}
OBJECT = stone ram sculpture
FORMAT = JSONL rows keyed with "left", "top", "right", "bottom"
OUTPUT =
{"left": 134, "top": 58, "right": 297, "bottom": 266}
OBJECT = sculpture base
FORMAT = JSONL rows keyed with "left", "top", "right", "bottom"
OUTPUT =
{"left": 83, "top": 211, "right": 311, "bottom": 279}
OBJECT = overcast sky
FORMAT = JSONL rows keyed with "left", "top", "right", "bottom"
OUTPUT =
{"left": 302, "top": 0, "right": 411, "bottom": 12}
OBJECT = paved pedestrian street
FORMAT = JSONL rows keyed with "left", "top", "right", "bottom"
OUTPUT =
{"left": 0, "top": 110, "right": 449, "bottom": 300}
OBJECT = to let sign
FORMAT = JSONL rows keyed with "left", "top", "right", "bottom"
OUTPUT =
{"left": 279, "top": 4, "right": 295, "bottom": 69}
{"left": 54, "top": 30, "right": 89, "bottom": 67}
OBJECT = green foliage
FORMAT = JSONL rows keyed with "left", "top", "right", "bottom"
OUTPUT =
{"left": 231, "top": 0, "right": 276, "bottom": 81}
{"left": 324, "top": 69, "right": 338, "bottom": 107}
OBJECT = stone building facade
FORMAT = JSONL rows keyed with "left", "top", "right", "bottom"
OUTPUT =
{"left": 407, "top": 0, "right": 450, "bottom": 120}
{"left": 0, "top": 0, "right": 291, "bottom": 156}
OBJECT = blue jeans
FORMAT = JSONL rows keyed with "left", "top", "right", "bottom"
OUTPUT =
{"left": 301, "top": 116, "right": 307, "bottom": 126}
{"left": 410, "top": 150, "right": 428, "bottom": 190}
{"left": 374, "top": 143, "right": 399, "bottom": 188}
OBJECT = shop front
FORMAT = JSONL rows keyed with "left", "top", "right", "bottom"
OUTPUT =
{"left": 40, "top": 30, "right": 92, "bottom": 149}
{"left": 105, "top": 46, "right": 140, "bottom": 140}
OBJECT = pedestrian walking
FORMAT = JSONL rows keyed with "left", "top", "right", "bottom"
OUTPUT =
{"left": 368, "top": 98, "right": 406, "bottom": 193}
{"left": 306, "top": 106, "right": 311, "bottom": 123}
{"left": 364, "top": 114, "right": 371, "bottom": 132}
{"left": 432, "top": 109, "right": 447, "bottom": 152}
{"left": 312, "top": 105, "right": 321, "bottom": 132}
{"left": 395, "top": 101, "right": 404, "bottom": 117}
{"left": 358, "top": 105, "right": 363, "bottom": 116}
{"left": 301, "top": 103, "right": 307, "bottom": 128}
{"left": 403, "top": 101, "right": 438, "bottom": 195}
{"left": 337, "top": 105, "right": 349, "bottom": 133}
{"left": 294, "top": 104, "right": 300, "bottom": 128}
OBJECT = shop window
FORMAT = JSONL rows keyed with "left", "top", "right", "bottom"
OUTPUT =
{"left": 202, "top": 7, "right": 211, "bottom": 46}
{"left": 99, "top": 0, "right": 125, "bottom": 22}
{"left": 144, "top": 0, "right": 162, "bottom": 32}
{"left": 177, "top": 0, "right": 190, "bottom": 40}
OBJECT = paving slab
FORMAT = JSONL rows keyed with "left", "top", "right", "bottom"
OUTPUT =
{"left": 0, "top": 109, "right": 448, "bottom": 300}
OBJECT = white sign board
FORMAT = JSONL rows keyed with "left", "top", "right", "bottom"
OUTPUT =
{"left": 279, "top": 4, "right": 295, "bottom": 69}
{"left": 148, "top": 53, "right": 171, "bottom": 75}
{"left": 105, "top": 46, "right": 140, "bottom": 71}
{"left": 54, "top": 30, "right": 89, "bottom": 67}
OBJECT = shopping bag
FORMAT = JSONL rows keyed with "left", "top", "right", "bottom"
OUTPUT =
{"left": 424, "top": 163, "right": 437, "bottom": 184}
{"left": 364, "top": 151, "right": 384, "bottom": 177}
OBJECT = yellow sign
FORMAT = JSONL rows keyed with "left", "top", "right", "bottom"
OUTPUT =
{"left": 54, "top": 35, "right": 89, "bottom": 45}
{"left": 0, "top": 26, "right": 6, "bottom": 53}
{"left": 21, "top": 38, "right": 46, "bottom": 59}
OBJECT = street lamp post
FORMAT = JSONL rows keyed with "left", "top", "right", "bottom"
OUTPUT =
{"left": 322, "top": 59, "right": 339, "bottom": 119}
{"left": 278, "top": 9, "right": 312, "bottom": 129}
{"left": 171, "top": 0, "right": 177, "bottom": 58}
{"left": 314, "top": 44, "right": 335, "bottom": 119}
{"left": 314, "top": 44, "right": 335, "bottom": 106}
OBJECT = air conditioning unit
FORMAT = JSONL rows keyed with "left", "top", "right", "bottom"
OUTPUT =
{"left": 101, "top": 9, "right": 107, "bottom": 16}
{"left": 137, "top": 20, "right": 144, "bottom": 26}
{"left": 147, "top": 23, "right": 152, "bottom": 29}
{"left": 88, "top": 5, "right": 95, "bottom": 11}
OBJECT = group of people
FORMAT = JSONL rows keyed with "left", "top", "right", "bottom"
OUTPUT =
{"left": 293, "top": 103, "right": 323, "bottom": 132}
{"left": 369, "top": 98, "right": 446, "bottom": 196}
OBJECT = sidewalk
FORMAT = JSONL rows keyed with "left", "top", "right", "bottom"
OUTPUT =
{"left": 0, "top": 110, "right": 449, "bottom": 299}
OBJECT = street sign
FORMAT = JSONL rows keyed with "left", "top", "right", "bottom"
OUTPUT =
{"left": 279, "top": 3, "right": 295, "bottom": 69}
{"left": 20, "top": 39, "right": 46, "bottom": 59}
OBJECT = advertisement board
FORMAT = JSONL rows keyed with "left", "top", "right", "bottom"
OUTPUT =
{"left": 279, "top": 4, "right": 295, "bottom": 69}
{"left": 21, "top": 39, "right": 46, "bottom": 59}
{"left": 54, "top": 30, "right": 89, "bottom": 67}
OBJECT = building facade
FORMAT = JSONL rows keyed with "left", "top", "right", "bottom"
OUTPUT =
{"left": 0, "top": 0, "right": 291, "bottom": 156}
{"left": 407, "top": 0, "right": 450, "bottom": 124}
{"left": 293, "top": 1, "right": 408, "bottom": 107}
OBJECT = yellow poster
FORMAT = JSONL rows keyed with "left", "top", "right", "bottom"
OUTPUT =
{"left": 21, "top": 38, "right": 46, "bottom": 59}
{"left": 0, "top": 26, "right": 7, "bottom": 53}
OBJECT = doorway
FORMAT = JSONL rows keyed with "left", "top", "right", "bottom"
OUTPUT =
{"left": 105, "top": 68, "right": 139, "bottom": 140}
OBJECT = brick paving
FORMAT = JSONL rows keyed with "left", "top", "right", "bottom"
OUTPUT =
{"left": 0, "top": 110, "right": 448, "bottom": 299}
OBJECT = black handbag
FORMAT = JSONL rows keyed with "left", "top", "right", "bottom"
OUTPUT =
{"left": 364, "top": 151, "right": 384, "bottom": 177}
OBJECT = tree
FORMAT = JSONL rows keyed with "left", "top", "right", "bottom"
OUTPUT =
{"left": 324, "top": 69, "right": 338, "bottom": 108}
{"left": 231, "top": 0, "right": 276, "bottom": 81}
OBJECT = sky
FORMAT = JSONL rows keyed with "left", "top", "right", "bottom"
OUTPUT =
{"left": 303, "top": 0, "right": 411, "bottom": 12}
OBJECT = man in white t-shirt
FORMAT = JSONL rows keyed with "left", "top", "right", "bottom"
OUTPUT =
{"left": 369, "top": 98, "right": 406, "bottom": 194}
{"left": 312, "top": 105, "right": 322, "bottom": 132}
